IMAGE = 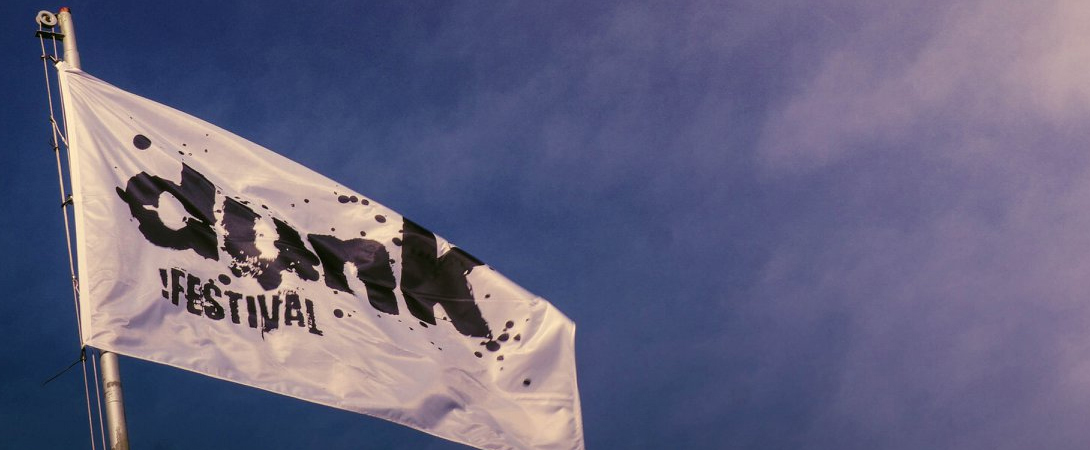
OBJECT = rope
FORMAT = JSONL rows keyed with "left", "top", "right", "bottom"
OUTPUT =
{"left": 91, "top": 349, "right": 108, "bottom": 450}
{"left": 39, "top": 27, "right": 98, "bottom": 450}
{"left": 41, "top": 348, "right": 84, "bottom": 386}
{"left": 80, "top": 352, "right": 98, "bottom": 450}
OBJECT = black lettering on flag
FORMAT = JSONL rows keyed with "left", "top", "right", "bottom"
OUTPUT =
{"left": 115, "top": 164, "right": 218, "bottom": 260}
{"left": 258, "top": 294, "right": 281, "bottom": 333}
{"left": 170, "top": 268, "right": 186, "bottom": 306}
{"left": 305, "top": 299, "right": 323, "bottom": 336}
{"left": 161, "top": 267, "right": 323, "bottom": 337}
{"left": 222, "top": 197, "right": 321, "bottom": 290}
{"left": 308, "top": 234, "right": 398, "bottom": 315}
{"left": 399, "top": 218, "right": 490, "bottom": 338}
{"left": 201, "top": 281, "right": 225, "bottom": 320}
{"left": 246, "top": 296, "right": 258, "bottom": 329}
{"left": 283, "top": 292, "right": 304, "bottom": 327}
{"left": 226, "top": 291, "right": 243, "bottom": 324}
{"left": 185, "top": 273, "right": 203, "bottom": 316}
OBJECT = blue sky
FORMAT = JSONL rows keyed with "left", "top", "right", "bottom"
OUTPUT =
{"left": 4, "top": 1, "right": 1090, "bottom": 449}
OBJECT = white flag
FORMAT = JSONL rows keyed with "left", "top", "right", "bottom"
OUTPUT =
{"left": 57, "top": 62, "right": 583, "bottom": 450}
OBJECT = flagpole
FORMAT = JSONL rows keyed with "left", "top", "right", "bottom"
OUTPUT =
{"left": 57, "top": 7, "right": 131, "bottom": 450}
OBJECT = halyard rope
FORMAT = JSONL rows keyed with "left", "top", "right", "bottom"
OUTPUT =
{"left": 38, "top": 22, "right": 101, "bottom": 450}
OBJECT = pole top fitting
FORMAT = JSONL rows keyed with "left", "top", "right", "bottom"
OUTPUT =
{"left": 36, "top": 10, "right": 58, "bottom": 28}
{"left": 59, "top": 6, "right": 71, "bottom": 13}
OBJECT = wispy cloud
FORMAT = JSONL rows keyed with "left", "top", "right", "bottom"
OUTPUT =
{"left": 750, "top": 1, "right": 1090, "bottom": 448}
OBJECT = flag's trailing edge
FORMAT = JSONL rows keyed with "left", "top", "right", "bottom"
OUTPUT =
{"left": 56, "top": 61, "right": 584, "bottom": 450}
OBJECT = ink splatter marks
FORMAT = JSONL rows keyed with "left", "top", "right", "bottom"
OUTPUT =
{"left": 335, "top": 193, "right": 363, "bottom": 206}
{"left": 332, "top": 308, "right": 357, "bottom": 320}
{"left": 374, "top": 215, "right": 387, "bottom": 223}
{"left": 133, "top": 134, "right": 151, "bottom": 150}
{"left": 473, "top": 317, "right": 528, "bottom": 369}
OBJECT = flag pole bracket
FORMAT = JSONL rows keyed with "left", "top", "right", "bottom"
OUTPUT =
{"left": 35, "top": 30, "right": 65, "bottom": 41}
{"left": 35, "top": 10, "right": 63, "bottom": 40}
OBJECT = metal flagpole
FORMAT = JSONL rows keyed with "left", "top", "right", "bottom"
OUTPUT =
{"left": 98, "top": 351, "right": 130, "bottom": 450}
{"left": 57, "top": 7, "right": 130, "bottom": 450}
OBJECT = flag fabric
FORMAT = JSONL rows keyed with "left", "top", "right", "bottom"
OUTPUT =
{"left": 57, "top": 61, "right": 583, "bottom": 450}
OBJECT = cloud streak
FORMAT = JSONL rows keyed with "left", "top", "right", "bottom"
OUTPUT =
{"left": 748, "top": 1, "right": 1090, "bottom": 448}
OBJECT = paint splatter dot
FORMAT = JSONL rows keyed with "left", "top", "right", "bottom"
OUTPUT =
{"left": 419, "top": 321, "right": 428, "bottom": 328}
{"left": 361, "top": 199, "right": 370, "bottom": 205}
{"left": 331, "top": 227, "right": 336, "bottom": 232}
{"left": 349, "top": 196, "right": 358, "bottom": 203}
{"left": 304, "top": 199, "right": 310, "bottom": 203}
{"left": 334, "top": 309, "right": 344, "bottom": 318}
{"left": 523, "top": 378, "right": 532, "bottom": 386}
{"left": 514, "top": 334, "right": 521, "bottom": 341}
{"left": 177, "top": 151, "right": 185, "bottom": 155}
{"left": 485, "top": 294, "right": 491, "bottom": 299}
{"left": 474, "top": 352, "right": 483, "bottom": 358}
{"left": 505, "top": 321, "right": 514, "bottom": 329}
{"left": 485, "top": 341, "right": 501, "bottom": 352}
{"left": 359, "top": 231, "right": 367, "bottom": 237}
{"left": 497, "top": 355, "right": 504, "bottom": 361}
{"left": 498, "top": 333, "right": 509, "bottom": 342}
{"left": 375, "top": 215, "right": 386, "bottom": 223}
{"left": 338, "top": 195, "right": 350, "bottom": 203}
{"left": 182, "top": 143, "right": 187, "bottom": 147}
{"left": 392, "top": 237, "right": 402, "bottom": 246}
{"left": 133, "top": 135, "right": 151, "bottom": 149}
{"left": 218, "top": 274, "right": 231, "bottom": 285}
